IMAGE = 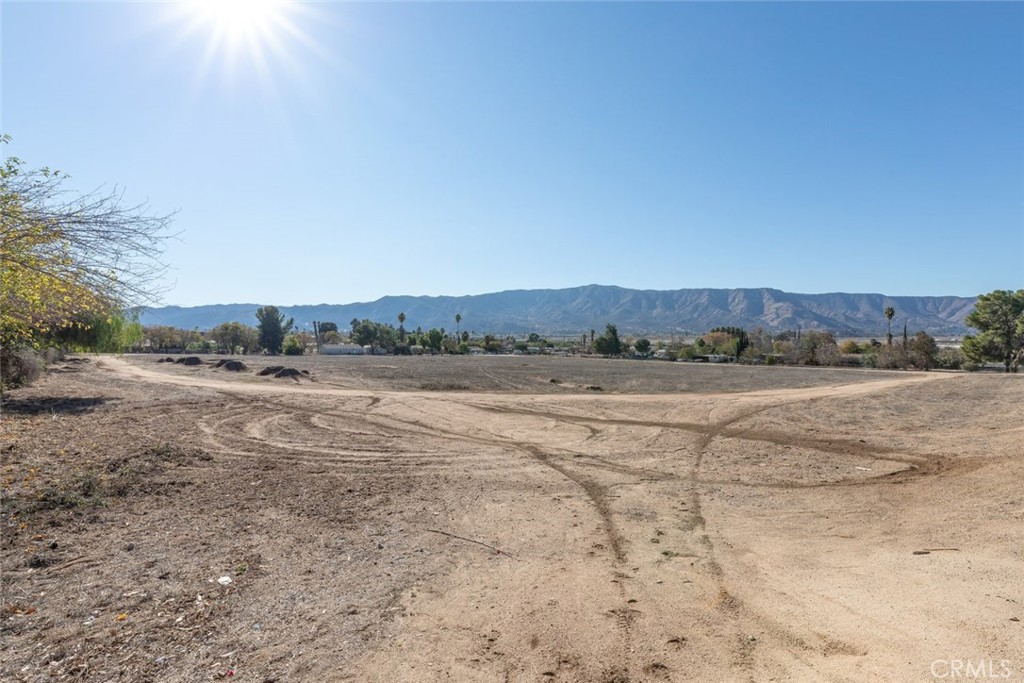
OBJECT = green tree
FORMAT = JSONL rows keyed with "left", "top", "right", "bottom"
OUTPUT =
{"left": 256, "top": 306, "right": 294, "bottom": 355}
{"left": 425, "top": 328, "right": 445, "bottom": 353}
{"left": 145, "top": 325, "right": 184, "bottom": 352}
{"left": 634, "top": 338, "right": 652, "bottom": 356}
{"left": 211, "top": 321, "right": 258, "bottom": 354}
{"left": 884, "top": 306, "right": 895, "bottom": 346}
{"left": 708, "top": 326, "right": 748, "bottom": 357}
{"left": 47, "top": 309, "right": 144, "bottom": 353}
{"left": 907, "top": 331, "right": 939, "bottom": 370}
{"left": 397, "top": 312, "right": 406, "bottom": 342}
{"left": 455, "top": 313, "right": 462, "bottom": 340}
{"left": 962, "top": 289, "right": 1024, "bottom": 372}
{"left": 352, "top": 319, "right": 399, "bottom": 353}
{"left": 593, "top": 324, "right": 622, "bottom": 356}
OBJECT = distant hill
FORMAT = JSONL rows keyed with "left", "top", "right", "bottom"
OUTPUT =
{"left": 139, "top": 285, "right": 978, "bottom": 337}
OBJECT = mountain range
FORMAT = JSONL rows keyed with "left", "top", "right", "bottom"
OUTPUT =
{"left": 139, "top": 286, "right": 977, "bottom": 338}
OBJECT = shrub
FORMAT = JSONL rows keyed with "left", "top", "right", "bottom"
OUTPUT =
{"left": 935, "top": 347, "right": 965, "bottom": 370}
{"left": 0, "top": 348, "right": 42, "bottom": 390}
{"left": 839, "top": 340, "right": 861, "bottom": 354}
{"left": 282, "top": 335, "right": 304, "bottom": 356}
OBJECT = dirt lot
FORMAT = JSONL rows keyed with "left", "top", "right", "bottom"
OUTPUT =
{"left": 2, "top": 354, "right": 1022, "bottom": 682}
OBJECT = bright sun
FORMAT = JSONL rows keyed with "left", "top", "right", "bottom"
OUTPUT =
{"left": 187, "top": 0, "right": 287, "bottom": 47}
{"left": 166, "top": 0, "right": 321, "bottom": 90}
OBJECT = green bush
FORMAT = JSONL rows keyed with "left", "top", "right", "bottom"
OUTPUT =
{"left": 282, "top": 334, "right": 304, "bottom": 356}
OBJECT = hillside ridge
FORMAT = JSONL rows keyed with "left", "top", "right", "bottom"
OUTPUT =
{"left": 139, "top": 285, "right": 977, "bottom": 336}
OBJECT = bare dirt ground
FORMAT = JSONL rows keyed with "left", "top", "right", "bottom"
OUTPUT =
{"left": 2, "top": 354, "right": 1022, "bottom": 682}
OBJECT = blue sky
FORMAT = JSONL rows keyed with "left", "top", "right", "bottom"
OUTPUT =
{"left": 3, "top": 1, "right": 1022, "bottom": 306}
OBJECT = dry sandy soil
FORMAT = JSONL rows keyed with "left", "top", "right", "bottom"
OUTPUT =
{"left": 2, "top": 354, "right": 1022, "bottom": 682}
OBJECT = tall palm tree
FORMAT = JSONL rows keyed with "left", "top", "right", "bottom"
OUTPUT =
{"left": 455, "top": 313, "right": 462, "bottom": 340}
{"left": 884, "top": 306, "right": 895, "bottom": 346}
{"left": 397, "top": 312, "right": 406, "bottom": 343}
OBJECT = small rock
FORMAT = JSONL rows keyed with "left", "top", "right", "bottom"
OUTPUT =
{"left": 217, "top": 576, "right": 232, "bottom": 586}
{"left": 125, "top": 543, "right": 135, "bottom": 552}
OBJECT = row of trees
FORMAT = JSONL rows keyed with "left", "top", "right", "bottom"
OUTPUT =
{"left": 147, "top": 291, "right": 1024, "bottom": 373}
{"left": 246, "top": 296, "right": 1024, "bottom": 370}
{"left": 879, "top": 293, "right": 1024, "bottom": 372}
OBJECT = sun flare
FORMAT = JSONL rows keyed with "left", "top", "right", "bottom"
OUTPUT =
{"left": 187, "top": 0, "right": 287, "bottom": 47}
{"left": 165, "top": 0, "right": 324, "bottom": 93}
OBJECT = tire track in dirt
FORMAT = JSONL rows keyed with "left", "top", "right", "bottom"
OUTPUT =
{"left": 98, "top": 356, "right": 966, "bottom": 681}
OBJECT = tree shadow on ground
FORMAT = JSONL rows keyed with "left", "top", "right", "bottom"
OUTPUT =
{"left": 0, "top": 396, "right": 114, "bottom": 416}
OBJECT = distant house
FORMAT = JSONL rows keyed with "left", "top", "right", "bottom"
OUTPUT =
{"left": 321, "top": 344, "right": 365, "bottom": 356}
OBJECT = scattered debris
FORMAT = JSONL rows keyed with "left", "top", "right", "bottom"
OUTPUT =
{"left": 423, "top": 528, "right": 516, "bottom": 560}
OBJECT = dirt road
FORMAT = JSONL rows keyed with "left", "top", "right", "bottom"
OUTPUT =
{"left": 3, "top": 356, "right": 1022, "bottom": 682}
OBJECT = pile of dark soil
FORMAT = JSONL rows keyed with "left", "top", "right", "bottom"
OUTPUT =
{"left": 273, "top": 368, "right": 308, "bottom": 379}
{"left": 157, "top": 357, "right": 176, "bottom": 363}
{"left": 419, "top": 381, "right": 470, "bottom": 391}
{"left": 175, "top": 356, "right": 203, "bottom": 366}
{"left": 257, "top": 365, "right": 285, "bottom": 376}
{"left": 212, "top": 359, "right": 248, "bottom": 371}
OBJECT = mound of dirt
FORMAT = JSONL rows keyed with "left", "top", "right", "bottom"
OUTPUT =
{"left": 258, "top": 365, "right": 285, "bottom": 376}
{"left": 157, "top": 357, "right": 176, "bottom": 363}
{"left": 419, "top": 381, "right": 470, "bottom": 391}
{"left": 176, "top": 356, "right": 203, "bottom": 366}
{"left": 273, "top": 367, "right": 303, "bottom": 379}
{"left": 223, "top": 360, "right": 248, "bottom": 372}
